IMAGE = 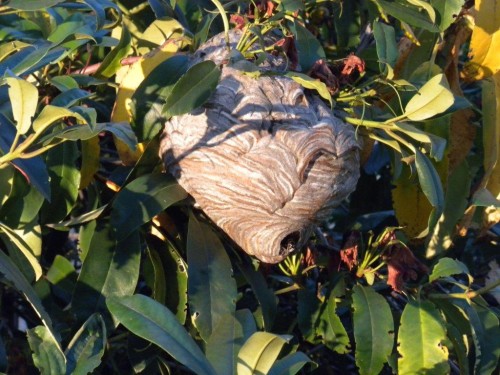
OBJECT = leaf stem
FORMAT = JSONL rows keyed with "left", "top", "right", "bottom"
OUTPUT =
{"left": 343, "top": 116, "right": 395, "bottom": 130}
{"left": 211, "top": 0, "right": 230, "bottom": 50}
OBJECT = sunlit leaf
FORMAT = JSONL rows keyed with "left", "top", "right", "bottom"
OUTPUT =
{"left": 376, "top": 0, "right": 439, "bottom": 32}
{"left": 237, "top": 332, "right": 292, "bottom": 375}
{"left": 206, "top": 310, "right": 256, "bottom": 375}
{"left": 5, "top": 77, "right": 38, "bottom": 135}
{"left": 429, "top": 257, "right": 471, "bottom": 283}
{"left": 46, "top": 255, "right": 77, "bottom": 301}
{"left": 430, "top": 0, "right": 464, "bottom": 31}
{"left": 403, "top": 74, "right": 454, "bottom": 121}
{"left": 398, "top": 299, "right": 449, "bottom": 374}
{"left": 286, "top": 72, "right": 332, "bottom": 108}
{"left": 65, "top": 313, "right": 106, "bottom": 375}
{"left": 32, "top": 105, "right": 87, "bottom": 134}
{"left": 187, "top": 212, "right": 237, "bottom": 341}
{"left": 268, "top": 351, "right": 316, "bottom": 375}
{"left": 352, "top": 285, "right": 394, "bottom": 375}
{"left": 107, "top": 294, "right": 217, "bottom": 375}
{"left": 164, "top": 60, "right": 221, "bottom": 117}
{"left": 0, "top": 221, "right": 42, "bottom": 281}
{"left": 95, "top": 24, "right": 132, "bottom": 78}
{"left": 463, "top": 0, "right": 500, "bottom": 80}
{"left": 7, "top": 0, "right": 64, "bottom": 11}
{"left": 27, "top": 326, "right": 66, "bottom": 375}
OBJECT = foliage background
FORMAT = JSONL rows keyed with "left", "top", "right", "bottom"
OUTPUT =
{"left": 0, "top": 0, "right": 499, "bottom": 374}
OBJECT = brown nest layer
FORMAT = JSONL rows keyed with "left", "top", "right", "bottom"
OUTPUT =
{"left": 160, "top": 30, "right": 360, "bottom": 263}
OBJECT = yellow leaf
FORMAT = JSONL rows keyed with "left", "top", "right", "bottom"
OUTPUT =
{"left": 463, "top": 0, "right": 500, "bottom": 81}
{"left": 111, "top": 41, "right": 186, "bottom": 164}
{"left": 392, "top": 170, "right": 433, "bottom": 238}
{"left": 483, "top": 73, "right": 500, "bottom": 228}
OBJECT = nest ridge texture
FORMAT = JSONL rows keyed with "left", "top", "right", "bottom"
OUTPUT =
{"left": 160, "top": 31, "right": 360, "bottom": 263}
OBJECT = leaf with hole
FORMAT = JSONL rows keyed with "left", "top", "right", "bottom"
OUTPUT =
{"left": 352, "top": 285, "right": 394, "bottom": 375}
{"left": 65, "top": 313, "right": 106, "bottom": 375}
{"left": 398, "top": 299, "right": 449, "bottom": 374}
{"left": 187, "top": 212, "right": 237, "bottom": 341}
{"left": 71, "top": 220, "right": 141, "bottom": 323}
{"left": 27, "top": 326, "right": 66, "bottom": 375}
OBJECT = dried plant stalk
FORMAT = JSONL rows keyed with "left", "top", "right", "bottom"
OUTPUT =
{"left": 160, "top": 31, "right": 360, "bottom": 263}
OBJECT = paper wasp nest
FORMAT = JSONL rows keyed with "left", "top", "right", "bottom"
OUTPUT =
{"left": 160, "top": 31, "right": 360, "bottom": 263}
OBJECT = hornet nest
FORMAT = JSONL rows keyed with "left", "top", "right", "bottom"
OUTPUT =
{"left": 160, "top": 30, "right": 360, "bottom": 263}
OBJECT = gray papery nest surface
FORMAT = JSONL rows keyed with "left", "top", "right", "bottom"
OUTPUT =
{"left": 160, "top": 30, "right": 360, "bottom": 263}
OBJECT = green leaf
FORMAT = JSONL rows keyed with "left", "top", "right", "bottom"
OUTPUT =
{"left": 286, "top": 72, "right": 332, "bottom": 108}
{"left": 46, "top": 255, "right": 77, "bottom": 301}
{"left": 472, "top": 188, "right": 500, "bottom": 207}
{"left": 71, "top": 221, "right": 141, "bottom": 322}
{"left": 316, "top": 290, "right": 350, "bottom": 354}
{"left": 206, "top": 310, "right": 256, "bottom": 375}
{"left": 237, "top": 260, "right": 277, "bottom": 331}
{"left": 473, "top": 305, "right": 500, "bottom": 375}
{"left": 50, "top": 88, "right": 91, "bottom": 108}
{"left": 27, "top": 326, "right": 66, "bottom": 375}
{"left": 0, "top": 168, "right": 43, "bottom": 227}
{"left": 0, "top": 114, "right": 51, "bottom": 201}
{"left": 352, "top": 285, "right": 394, "bottom": 375}
{"left": 106, "top": 294, "right": 217, "bottom": 375}
{"left": 332, "top": 0, "right": 361, "bottom": 53}
{"left": 427, "top": 160, "right": 472, "bottom": 257}
{"left": 41, "top": 142, "right": 80, "bottom": 224}
{"left": 398, "top": 299, "right": 449, "bottom": 374}
{"left": 429, "top": 257, "right": 471, "bottom": 283}
{"left": 430, "top": 0, "right": 464, "bottom": 31}
{"left": 5, "top": 77, "right": 38, "bottom": 135}
{"left": 0, "top": 250, "right": 57, "bottom": 340}
{"left": 145, "top": 236, "right": 188, "bottom": 324}
{"left": 6, "top": 0, "right": 64, "bottom": 11}
{"left": 79, "top": 137, "right": 100, "bottom": 189}
{"left": 394, "top": 122, "right": 446, "bottom": 161}
{"left": 414, "top": 149, "right": 445, "bottom": 233}
{"left": 268, "top": 352, "right": 316, "bottom": 375}
{"left": 131, "top": 55, "right": 190, "bottom": 142}
{"left": 95, "top": 25, "right": 131, "bottom": 78}
{"left": 403, "top": 74, "right": 454, "bottom": 121}
{"left": 65, "top": 313, "right": 106, "bottom": 375}
{"left": 164, "top": 60, "right": 221, "bottom": 117}
{"left": 373, "top": 21, "right": 398, "bottom": 71}
{"left": 293, "top": 22, "right": 326, "bottom": 72}
{"left": 111, "top": 173, "right": 187, "bottom": 240}
{"left": 187, "top": 213, "right": 237, "bottom": 341}
{"left": 32, "top": 105, "right": 87, "bottom": 134}
{"left": 237, "top": 332, "right": 292, "bottom": 375}
{"left": 376, "top": 0, "right": 440, "bottom": 32}
{"left": 0, "top": 221, "right": 42, "bottom": 281}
